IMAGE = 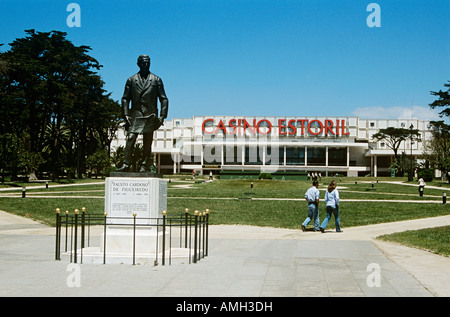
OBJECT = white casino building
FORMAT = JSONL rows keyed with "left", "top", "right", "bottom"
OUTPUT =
{"left": 111, "top": 116, "right": 433, "bottom": 177}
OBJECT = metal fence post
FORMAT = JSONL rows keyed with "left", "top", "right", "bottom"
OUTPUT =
{"left": 162, "top": 210, "right": 166, "bottom": 266}
{"left": 81, "top": 207, "right": 86, "bottom": 249}
{"left": 73, "top": 209, "right": 79, "bottom": 263}
{"left": 64, "top": 210, "right": 69, "bottom": 252}
{"left": 69, "top": 214, "right": 73, "bottom": 263}
{"left": 132, "top": 213, "right": 136, "bottom": 265}
{"left": 185, "top": 208, "right": 189, "bottom": 248}
{"left": 201, "top": 211, "right": 206, "bottom": 259}
{"left": 193, "top": 210, "right": 199, "bottom": 263}
{"left": 55, "top": 208, "right": 61, "bottom": 260}
{"left": 103, "top": 212, "right": 107, "bottom": 264}
{"left": 155, "top": 216, "right": 159, "bottom": 266}
{"left": 205, "top": 209, "right": 209, "bottom": 257}
{"left": 188, "top": 213, "right": 192, "bottom": 264}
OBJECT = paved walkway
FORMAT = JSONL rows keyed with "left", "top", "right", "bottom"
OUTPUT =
{"left": 0, "top": 210, "right": 449, "bottom": 297}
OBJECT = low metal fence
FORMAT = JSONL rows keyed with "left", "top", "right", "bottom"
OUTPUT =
{"left": 55, "top": 207, "right": 209, "bottom": 265}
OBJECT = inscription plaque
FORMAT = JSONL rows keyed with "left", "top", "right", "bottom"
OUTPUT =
{"left": 105, "top": 177, "right": 167, "bottom": 225}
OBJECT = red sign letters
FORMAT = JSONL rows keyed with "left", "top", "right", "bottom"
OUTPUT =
{"left": 202, "top": 118, "right": 350, "bottom": 136}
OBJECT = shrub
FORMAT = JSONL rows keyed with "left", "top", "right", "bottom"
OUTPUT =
{"left": 258, "top": 173, "right": 272, "bottom": 179}
{"left": 417, "top": 168, "right": 434, "bottom": 182}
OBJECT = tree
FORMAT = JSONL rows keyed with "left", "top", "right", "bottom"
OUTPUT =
{"left": 0, "top": 30, "right": 121, "bottom": 180}
{"left": 428, "top": 82, "right": 450, "bottom": 181}
{"left": 372, "top": 127, "right": 421, "bottom": 167}
{"left": 86, "top": 148, "right": 111, "bottom": 178}
{"left": 422, "top": 121, "right": 450, "bottom": 181}
{"left": 430, "top": 81, "right": 450, "bottom": 118}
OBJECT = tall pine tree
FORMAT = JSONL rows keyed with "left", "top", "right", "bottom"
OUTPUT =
{"left": 0, "top": 30, "right": 121, "bottom": 180}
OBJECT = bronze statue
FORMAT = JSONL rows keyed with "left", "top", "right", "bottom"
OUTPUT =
{"left": 117, "top": 55, "right": 169, "bottom": 172}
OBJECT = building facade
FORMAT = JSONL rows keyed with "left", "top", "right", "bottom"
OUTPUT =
{"left": 111, "top": 116, "right": 433, "bottom": 177}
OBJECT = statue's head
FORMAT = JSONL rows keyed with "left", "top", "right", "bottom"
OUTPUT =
{"left": 137, "top": 55, "right": 150, "bottom": 71}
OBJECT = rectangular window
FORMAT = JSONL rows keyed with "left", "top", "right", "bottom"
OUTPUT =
{"left": 245, "top": 146, "right": 263, "bottom": 165}
{"left": 286, "top": 147, "right": 305, "bottom": 165}
{"left": 224, "top": 145, "right": 243, "bottom": 165}
{"left": 203, "top": 144, "right": 221, "bottom": 165}
{"left": 307, "top": 147, "right": 326, "bottom": 166}
{"left": 328, "top": 147, "right": 347, "bottom": 166}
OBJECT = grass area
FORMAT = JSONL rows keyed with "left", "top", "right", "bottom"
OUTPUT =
{"left": 0, "top": 177, "right": 449, "bottom": 229}
{"left": 168, "top": 199, "right": 449, "bottom": 229}
{"left": 169, "top": 178, "right": 449, "bottom": 200}
{"left": 377, "top": 226, "right": 450, "bottom": 257}
{"left": 0, "top": 197, "right": 104, "bottom": 224}
{"left": 0, "top": 178, "right": 104, "bottom": 189}
{"left": 1, "top": 177, "right": 448, "bottom": 258}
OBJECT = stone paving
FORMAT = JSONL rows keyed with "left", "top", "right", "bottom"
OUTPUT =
{"left": 1, "top": 210, "right": 449, "bottom": 297}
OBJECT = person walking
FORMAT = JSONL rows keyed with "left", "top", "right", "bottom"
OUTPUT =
{"left": 418, "top": 177, "right": 426, "bottom": 196}
{"left": 302, "top": 180, "right": 320, "bottom": 231}
{"left": 319, "top": 180, "right": 342, "bottom": 233}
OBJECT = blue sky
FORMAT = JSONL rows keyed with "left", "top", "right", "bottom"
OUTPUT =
{"left": 1, "top": 0, "right": 449, "bottom": 121}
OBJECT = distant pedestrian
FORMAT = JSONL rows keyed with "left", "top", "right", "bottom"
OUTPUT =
{"left": 302, "top": 180, "right": 320, "bottom": 231}
{"left": 418, "top": 177, "right": 426, "bottom": 196}
{"left": 319, "top": 180, "right": 342, "bottom": 233}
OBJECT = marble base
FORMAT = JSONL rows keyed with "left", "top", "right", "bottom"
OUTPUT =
{"left": 100, "top": 226, "right": 167, "bottom": 255}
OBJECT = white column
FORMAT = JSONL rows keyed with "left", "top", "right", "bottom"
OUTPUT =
{"left": 173, "top": 154, "right": 177, "bottom": 174}
{"left": 262, "top": 145, "right": 266, "bottom": 167}
{"left": 200, "top": 146, "right": 204, "bottom": 175}
{"left": 371, "top": 155, "right": 373, "bottom": 176}
{"left": 305, "top": 146, "right": 308, "bottom": 167}
{"left": 346, "top": 146, "right": 350, "bottom": 167}
{"left": 374, "top": 155, "right": 378, "bottom": 178}
{"left": 200, "top": 145, "right": 204, "bottom": 166}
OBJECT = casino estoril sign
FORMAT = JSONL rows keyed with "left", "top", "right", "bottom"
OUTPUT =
{"left": 202, "top": 118, "right": 350, "bottom": 137}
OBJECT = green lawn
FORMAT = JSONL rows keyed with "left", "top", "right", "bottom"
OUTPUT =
{"left": 0, "top": 178, "right": 449, "bottom": 229}
{"left": 2, "top": 177, "right": 449, "bottom": 257}
{"left": 378, "top": 226, "right": 450, "bottom": 257}
{"left": 168, "top": 199, "right": 449, "bottom": 229}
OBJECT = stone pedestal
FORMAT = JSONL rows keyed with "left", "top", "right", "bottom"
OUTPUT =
{"left": 100, "top": 227, "right": 166, "bottom": 255}
{"left": 103, "top": 176, "right": 168, "bottom": 255}
{"left": 63, "top": 174, "right": 198, "bottom": 265}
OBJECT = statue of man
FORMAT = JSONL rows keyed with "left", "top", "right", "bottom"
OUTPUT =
{"left": 117, "top": 55, "right": 168, "bottom": 172}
